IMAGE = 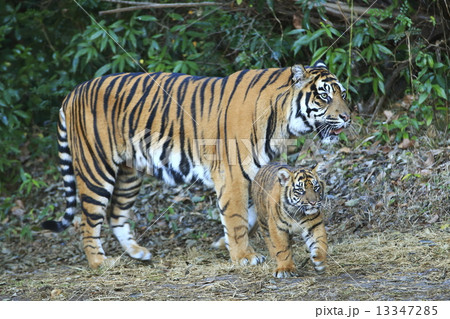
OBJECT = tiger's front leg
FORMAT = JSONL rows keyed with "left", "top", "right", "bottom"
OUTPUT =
{"left": 264, "top": 216, "right": 296, "bottom": 278}
{"left": 302, "top": 214, "right": 328, "bottom": 274}
{"left": 214, "top": 178, "right": 265, "bottom": 266}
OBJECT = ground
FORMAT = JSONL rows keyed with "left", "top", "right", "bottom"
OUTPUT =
{"left": 1, "top": 117, "right": 449, "bottom": 301}
{"left": 1, "top": 229, "right": 448, "bottom": 301}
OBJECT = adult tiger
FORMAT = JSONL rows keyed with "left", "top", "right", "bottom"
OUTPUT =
{"left": 42, "top": 60, "right": 351, "bottom": 269}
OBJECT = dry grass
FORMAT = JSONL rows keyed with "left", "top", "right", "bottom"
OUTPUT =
{"left": 1, "top": 229, "right": 448, "bottom": 301}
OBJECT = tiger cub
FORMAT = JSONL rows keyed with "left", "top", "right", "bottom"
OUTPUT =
{"left": 252, "top": 163, "right": 327, "bottom": 278}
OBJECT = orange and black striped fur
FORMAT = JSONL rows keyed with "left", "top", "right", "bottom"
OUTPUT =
{"left": 252, "top": 163, "right": 327, "bottom": 278}
{"left": 42, "top": 60, "right": 350, "bottom": 269}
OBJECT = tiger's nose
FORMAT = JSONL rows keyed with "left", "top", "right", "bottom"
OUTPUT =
{"left": 309, "top": 201, "right": 317, "bottom": 206}
{"left": 339, "top": 113, "right": 350, "bottom": 122}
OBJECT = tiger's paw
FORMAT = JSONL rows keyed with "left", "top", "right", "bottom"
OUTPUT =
{"left": 126, "top": 244, "right": 152, "bottom": 261}
{"left": 311, "top": 251, "right": 326, "bottom": 274}
{"left": 211, "top": 236, "right": 227, "bottom": 250}
{"left": 238, "top": 253, "right": 266, "bottom": 266}
{"left": 87, "top": 254, "right": 108, "bottom": 270}
{"left": 313, "top": 262, "right": 326, "bottom": 274}
{"left": 273, "top": 266, "right": 297, "bottom": 278}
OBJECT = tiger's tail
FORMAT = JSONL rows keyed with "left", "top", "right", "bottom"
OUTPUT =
{"left": 42, "top": 108, "right": 77, "bottom": 233}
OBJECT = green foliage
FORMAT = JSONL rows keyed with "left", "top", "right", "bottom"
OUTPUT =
{"left": 291, "top": 0, "right": 448, "bottom": 144}
{"left": 18, "top": 169, "right": 47, "bottom": 196}
{"left": 411, "top": 52, "right": 449, "bottom": 128}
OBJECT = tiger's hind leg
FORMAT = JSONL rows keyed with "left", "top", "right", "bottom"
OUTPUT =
{"left": 211, "top": 204, "right": 259, "bottom": 249}
{"left": 76, "top": 173, "right": 116, "bottom": 269}
{"left": 109, "top": 165, "right": 151, "bottom": 261}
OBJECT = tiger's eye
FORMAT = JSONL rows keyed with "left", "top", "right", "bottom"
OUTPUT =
{"left": 320, "top": 93, "right": 328, "bottom": 100}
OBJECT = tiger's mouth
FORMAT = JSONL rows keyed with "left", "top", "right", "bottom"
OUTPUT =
{"left": 292, "top": 203, "right": 321, "bottom": 217}
{"left": 316, "top": 123, "right": 345, "bottom": 143}
{"left": 330, "top": 127, "right": 344, "bottom": 135}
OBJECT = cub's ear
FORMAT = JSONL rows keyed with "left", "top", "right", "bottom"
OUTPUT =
{"left": 319, "top": 180, "right": 325, "bottom": 200}
{"left": 277, "top": 168, "right": 291, "bottom": 187}
{"left": 291, "top": 64, "right": 311, "bottom": 89}
{"left": 312, "top": 59, "right": 328, "bottom": 69}
{"left": 311, "top": 161, "right": 325, "bottom": 174}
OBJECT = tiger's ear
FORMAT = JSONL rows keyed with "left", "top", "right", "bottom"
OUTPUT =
{"left": 277, "top": 168, "right": 291, "bottom": 187}
{"left": 319, "top": 180, "right": 325, "bottom": 200}
{"left": 311, "top": 161, "right": 325, "bottom": 174}
{"left": 313, "top": 59, "right": 328, "bottom": 70}
{"left": 291, "top": 65, "right": 311, "bottom": 89}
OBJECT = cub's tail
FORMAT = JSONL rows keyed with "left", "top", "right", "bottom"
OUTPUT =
{"left": 42, "top": 108, "right": 77, "bottom": 233}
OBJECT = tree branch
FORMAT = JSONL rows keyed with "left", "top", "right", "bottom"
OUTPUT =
{"left": 99, "top": 1, "right": 227, "bottom": 15}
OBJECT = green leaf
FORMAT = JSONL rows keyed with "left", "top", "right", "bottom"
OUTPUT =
{"left": 373, "top": 66, "right": 384, "bottom": 81}
{"left": 372, "top": 78, "right": 379, "bottom": 95}
{"left": 90, "top": 30, "right": 103, "bottom": 41}
{"left": 402, "top": 173, "right": 412, "bottom": 181}
{"left": 378, "top": 80, "right": 385, "bottom": 94}
{"left": 191, "top": 196, "right": 205, "bottom": 203}
{"left": 432, "top": 84, "right": 447, "bottom": 100}
{"left": 418, "top": 93, "right": 428, "bottom": 104}
{"left": 376, "top": 44, "right": 393, "bottom": 56}
{"left": 94, "top": 64, "right": 111, "bottom": 78}
{"left": 339, "top": 132, "right": 348, "bottom": 143}
{"left": 137, "top": 15, "right": 157, "bottom": 22}
{"left": 358, "top": 77, "right": 373, "bottom": 84}
{"left": 311, "top": 46, "right": 328, "bottom": 62}
{"left": 427, "top": 55, "right": 434, "bottom": 68}
{"left": 13, "top": 110, "right": 29, "bottom": 119}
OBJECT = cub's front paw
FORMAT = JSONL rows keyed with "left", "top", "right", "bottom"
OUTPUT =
{"left": 313, "top": 262, "right": 326, "bottom": 274}
{"left": 311, "top": 250, "right": 326, "bottom": 274}
{"left": 273, "top": 266, "right": 297, "bottom": 278}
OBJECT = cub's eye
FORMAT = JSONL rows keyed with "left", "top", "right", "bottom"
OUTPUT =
{"left": 314, "top": 185, "right": 321, "bottom": 192}
{"left": 320, "top": 93, "right": 328, "bottom": 100}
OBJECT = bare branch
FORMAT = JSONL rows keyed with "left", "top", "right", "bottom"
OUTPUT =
{"left": 99, "top": 1, "right": 227, "bottom": 15}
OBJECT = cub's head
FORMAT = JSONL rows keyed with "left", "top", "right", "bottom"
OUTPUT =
{"left": 277, "top": 165, "right": 324, "bottom": 216}
{"left": 288, "top": 60, "right": 351, "bottom": 144}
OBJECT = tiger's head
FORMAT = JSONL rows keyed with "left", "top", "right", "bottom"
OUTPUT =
{"left": 277, "top": 165, "right": 324, "bottom": 216}
{"left": 288, "top": 60, "right": 351, "bottom": 144}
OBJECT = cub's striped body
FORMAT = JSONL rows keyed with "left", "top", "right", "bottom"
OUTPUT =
{"left": 252, "top": 163, "right": 327, "bottom": 278}
{"left": 42, "top": 61, "right": 350, "bottom": 269}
